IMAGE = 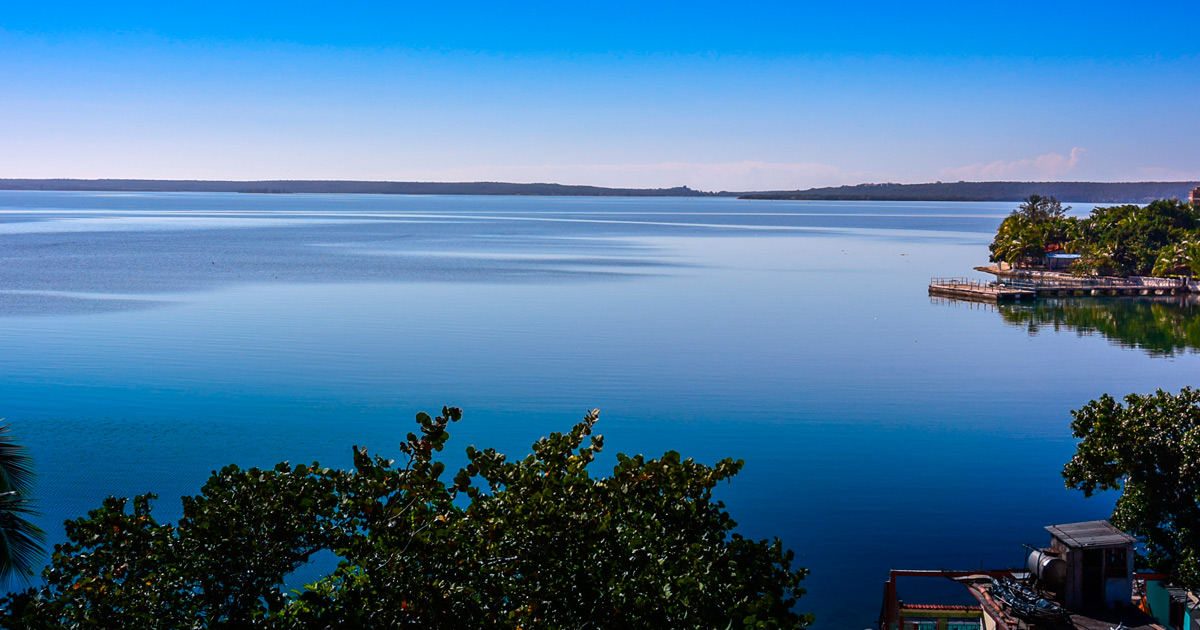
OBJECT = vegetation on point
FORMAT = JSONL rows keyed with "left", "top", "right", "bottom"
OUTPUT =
{"left": 1063, "top": 387, "right": 1200, "bottom": 591}
{"left": 988, "top": 195, "right": 1200, "bottom": 277}
{"left": 0, "top": 408, "right": 811, "bottom": 629}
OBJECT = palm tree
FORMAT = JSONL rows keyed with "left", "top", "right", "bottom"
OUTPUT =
{"left": 1152, "top": 242, "right": 1190, "bottom": 277}
{"left": 990, "top": 215, "right": 1042, "bottom": 268}
{"left": 0, "top": 423, "right": 44, "bottom": 582}
{"left": 1151, "top": 240, "right": 1200, "bottom": 280}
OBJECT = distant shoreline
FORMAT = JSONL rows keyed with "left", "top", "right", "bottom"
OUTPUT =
{"left": 740, "top": 181, "right": 1200, "bottom": 204}
{"left": 0, "top": 179, "right": 734, "bottom": 198}
{"left": 1, "top": 178, "right": 1196, "bottom": 204}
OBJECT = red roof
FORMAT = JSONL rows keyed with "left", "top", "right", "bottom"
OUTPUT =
{"left": 901, "top": 603, "right": 982, "bottom": 611}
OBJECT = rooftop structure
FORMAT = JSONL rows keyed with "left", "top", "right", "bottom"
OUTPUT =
{"left": 1046, "top": 253, "right": 1082, "bottom": 270}
{"left": 1046, "top": 520, "right": 1135, "bottom": 611}
{"left": 880, "top": 521, "right": 1160, "bottom": 630}
{"left": 1045, "top": 521, "right": 1137, "bottom": 549}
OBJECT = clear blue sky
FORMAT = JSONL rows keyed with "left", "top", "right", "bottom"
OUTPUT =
{"left": 3, "top": 1, "right": 1199, "bottom": 190}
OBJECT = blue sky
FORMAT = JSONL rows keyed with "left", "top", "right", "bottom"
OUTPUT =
{"left": 3, "top": 1, "right": 1199, "bottom": 190}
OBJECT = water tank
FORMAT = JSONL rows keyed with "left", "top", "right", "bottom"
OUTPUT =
{"left": 1028, "top": 549, "right": 1067, "bottom": 590}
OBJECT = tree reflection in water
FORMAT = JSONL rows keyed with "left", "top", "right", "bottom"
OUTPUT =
{"left": 997, "top": 296, "right": 1200, "bottom": 357}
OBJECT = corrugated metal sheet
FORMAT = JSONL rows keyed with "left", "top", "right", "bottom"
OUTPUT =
{"left": 1165, "top": 586, "right": 1191, "bottom": 604}
{"left": 1045, "top": 520, "right": 1136, "bottom": 548}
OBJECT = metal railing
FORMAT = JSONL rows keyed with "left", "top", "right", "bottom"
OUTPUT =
{"left": 930, "top": 278, "right": 1017, "bottom": 294}
{"left": 934, "top": 275, "right": 1188, "bottom": 292}
{"left": 1129, "top": 276, "right": 1185, "bottom": 288}
{"left": 930, "top": 277, "right": 991, "bottom": 288}
{"left": 1000, "top": 279, "right": 1037, "bottom": 290}
{"left": 994, "top": 272, "right": 1186, "bottom": 290}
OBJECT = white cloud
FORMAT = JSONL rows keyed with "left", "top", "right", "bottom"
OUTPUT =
{"left": 402, "top": 161, "right": 866, "bottom": 192}
{"left": 939, "top": 147, "right": 1088, "bottom": 181}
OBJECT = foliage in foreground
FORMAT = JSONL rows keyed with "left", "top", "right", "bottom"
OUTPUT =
{"left": 1063, "top": 387, "right": 1200, "bottom": 590}
{"left": 0, "top": 423, "right": 43, "bottom": 585}
{"left": 0, "top": 408, "right": 810, "bottom": 629}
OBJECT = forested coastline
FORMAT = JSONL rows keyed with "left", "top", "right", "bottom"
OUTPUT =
{"left": 743, "top": 181, "right": 1200, "bottom": 203}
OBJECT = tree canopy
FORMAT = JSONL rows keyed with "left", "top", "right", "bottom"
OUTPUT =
{"left": 1063, "top": 388, "right": 1200, "bottom": 590}
{"left": 988, "top": 195, "right": 1072, "bottom": 268}
{"left": 0, "top": 408, "right": 811, "bottom": 629}
{"left": 988, "top": 195, "right": 1200, "bottom": 276}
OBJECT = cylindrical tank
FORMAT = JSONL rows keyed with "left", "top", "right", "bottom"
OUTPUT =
{"left": 1028, "top": 549, "right": 1067, "bottom": 590}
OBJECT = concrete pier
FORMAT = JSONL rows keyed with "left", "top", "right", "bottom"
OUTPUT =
{"left": 928, "top": 278, "right": 1035, "bottom": 303}
{"left": 925, "top": 266, "right": 1196, "bottom": 303}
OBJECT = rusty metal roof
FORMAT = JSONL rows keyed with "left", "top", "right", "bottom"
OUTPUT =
{"left": 900, "top": 603, "right": 982, "bottom": 611}
{"left": 1046, "top": 520, "right": 1136, "bottom": 548}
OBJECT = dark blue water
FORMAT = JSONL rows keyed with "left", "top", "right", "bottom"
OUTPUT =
{"left": 1, "top": 192, "right": 1194, "bottom": 628}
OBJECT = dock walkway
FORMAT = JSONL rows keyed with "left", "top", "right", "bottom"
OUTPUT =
{"left": 976, "top": 265, "right": 1192, "bottom": 297}
{"left": 931, "top": 267, "right": 1197, "bottom": 304}
{"left": 928, "top": 277, "right": 1035, "bottom": 303}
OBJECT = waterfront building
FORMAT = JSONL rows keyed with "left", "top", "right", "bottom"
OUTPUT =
{"left": 886, "top": 601, "right": 984, "bottom": 630}
{"left": 878, "top": 520, "right": 1195, "bottom": 630}
{"left": 1045, "top": 253, "right": 1081, "bottom": 270}
{"left": 1044, "top": 520, "right": 1135, "bottom": 611}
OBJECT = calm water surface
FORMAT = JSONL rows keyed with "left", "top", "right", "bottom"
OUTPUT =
{"left": 1, "top": 192, "right": 1196, "bottom": 628}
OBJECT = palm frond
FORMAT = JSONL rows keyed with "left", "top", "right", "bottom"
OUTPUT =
{"left": 0, "top": 423, "right": 35, "bottom": 494}
{"left": 0, "top": 491, "right": 45, "bottom": 582}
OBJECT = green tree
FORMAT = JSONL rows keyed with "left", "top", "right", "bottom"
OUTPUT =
{"left": 1071, "top": 199, "right": 1200, "bottom": 276}
{"left": 1151, "top": 239, "right": 1200, "bottom": 278}
{"left": 0, "top": 424, "right": 43, "bottom": 584}
{"left": 1014, "top": 194, "right": 1069, "bottom": 224}
{"left": 1, "top": 408, "right": 811, "bottom": 629}
{"left": 988, "top": 196, "right": 1073, "bottom": 268}
{"left": 988, "top": 214, "right": 1038, "bottom": 268}
{"left": 988, "top": 196, "right": 1200, "bottom": 277}
{"left": 1062, "top": 388, "right": 1200, "bottom": 590}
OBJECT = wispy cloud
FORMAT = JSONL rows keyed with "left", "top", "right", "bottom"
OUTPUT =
{"left": 939, "top": 147, "right": 1088, "bottom": 181}
{"left": 403, "top": 161, "right": 866, "bottom": 192}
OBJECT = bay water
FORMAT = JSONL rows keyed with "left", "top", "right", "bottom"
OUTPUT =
{"left": 1, "top": 192, "right": 1196, "bottom": 628}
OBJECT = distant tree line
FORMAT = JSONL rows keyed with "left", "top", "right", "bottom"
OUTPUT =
{"left": 988, "top": 195, "right": 1200, "bottom": 277}
{"left": 742, "top": 181, "right": 1200, "bottom": 203}
{"left": 0, "top": 179, "right": 731, "bottom": 197}
{"left": 9, "top": 179, "right": 1200, "bottom": 202}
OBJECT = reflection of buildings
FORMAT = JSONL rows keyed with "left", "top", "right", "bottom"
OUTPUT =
{"left": 879, "top": 520, "right": 1199, "bottom": 630}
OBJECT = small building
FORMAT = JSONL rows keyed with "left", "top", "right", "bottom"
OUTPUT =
{"left": 1143, "top": 576, "right": 1200, "bottom": 630}
{"left": 1046, "top": 520, "right": 1135, "bottom": 611}
{"left": 879, "top": 570, "right": 998, "bottom": 630}
{"left": 879, "top": 521, "right": 1180, "bottom": 630}
{"left": 1190, "top": 186, "right": 1200, "bottom": 206}
{"left": 893, "top": 602, "right": 983, "bottom": 630}
{"left": 1046, "top": 253, "right": 1081, "bottom": 270}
